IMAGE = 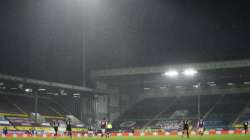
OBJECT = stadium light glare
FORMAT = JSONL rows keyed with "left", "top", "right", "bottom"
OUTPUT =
{"left": 25, "top": 88, "right": 32, "bottom": 92}
{"left": 209, "top": 83, "right": 216, "bottom": 87}
{"left": 182, "top": 68, "right": 198, "bottom": 76}
{"left": 73, "top": 95, "right": 80, "bottom": 98}
{"left": 160, "top": 86, "right": 166, "bottom": 89}
{"left": 164, "top": 70, "right": 179, "bottom": 77}
{"left": 227, "top": 83, "right": 234, "bottom": 86}
{"left": 193, "top": 85, "right": 199, "bottom": 88}
{"left": 38, "top": 88, "right": 46, "bottom": 91}
{"left": 73, "top": 93, "right": 80, "bottom": 96}
{"left": 207, "top": 82, "right": 215, "bottom": 84}
{"left": 193, "top": 83, "right": 200, "bottom": 88}
{"left": 243, "top": 82, "right": 250, "bottom": 85}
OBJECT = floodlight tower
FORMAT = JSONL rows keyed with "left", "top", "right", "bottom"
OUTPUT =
{"left": 81, "top": 2, "right": 87, "bottom": 87}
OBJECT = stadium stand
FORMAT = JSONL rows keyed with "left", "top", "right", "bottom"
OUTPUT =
{"left": 0, "top": 116, "right": 11, "bottom": 126}
{"left": 0, "top": 93, "right": 83, "bottom": 133}
{"left": 205, "top": 93, "right": 250, "bottom": 128}
{"left": 0, "top": 116, "right": 16, "bottom": 131}
{"left": 6, "top": 116, "right": 36, "bottom": 127}
{"left": 0, "top": 95, "right": 21, "bottom": 114}
{"left": 237, "top": 105, "right": 250, "bottom": 122}
{"left": 121, "top": 97, "right": 176, "bottom": 120}
{"left": 6, "top": 95, "right": 35, "bottom": 114}
{"left": 0, "top": 94, "right": 67, "bottom": 116}
{"left": 38, "top": 98, "right": 61, "bottom": 116}
{"left": 115, "top": 93, "right": 250, "bottom": 129}
{"left": 113, "top": 120, "right": 147, "bottom": 130}
{"left": 200, "top": 94, "right": 222, "bottom": 116}
{"left": 1, "top": 89, "right": 250, "bottom": 133}
{"left": 159, "top": 96, "right": 198, "bottom": 119}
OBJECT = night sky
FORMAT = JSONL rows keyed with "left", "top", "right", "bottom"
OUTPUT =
{"left": 0, "top": 0, "right": 250, "bottom": 86}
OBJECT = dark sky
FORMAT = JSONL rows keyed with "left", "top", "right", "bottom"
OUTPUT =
{"left": 0, "top": 0, "right": 250, "bottom": 85}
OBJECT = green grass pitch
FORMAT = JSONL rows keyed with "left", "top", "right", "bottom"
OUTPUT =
{"left": 1, "top": 135, "right": 250, "bottom": 140}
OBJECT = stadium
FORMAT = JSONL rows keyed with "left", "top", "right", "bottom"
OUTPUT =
{"left": 0, "top": 0, "right": 250, "bottom": 140}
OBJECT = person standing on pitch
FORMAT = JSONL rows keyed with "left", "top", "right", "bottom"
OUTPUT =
{"left": 106, "top": 121, "right": 112, "bottom": 138}
{"left": 66, "top": 119, "right": 72, "bottom": 138}
{"left": 197, "top": 119, "right": 205, "bottom": 136}
{"left": 100, "top": 118, "right": 107, "bottom": 137}
{"left": 52, "top": 120, "right": 59, "bottom": 137}
{"left": 30, "top": 127, "right": 36, "bottom": 136}
{"left": 243, "top": 121, "right": 249, "bottom": 135}
{"left": 182, "top": 120, "right": 190, "bottom": 138}
{"left": 2, "top": 126, "right": 8, "bottom": 136}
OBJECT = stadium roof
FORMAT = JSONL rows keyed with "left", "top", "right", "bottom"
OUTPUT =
{"left": 0, "top": 73, "right": 110, "bottom": 97}
{"left": 91, "top": 59, "right": 250, "bottom": 94}
{"left": 92, "top": 59, "right": 250, "bottom": 77}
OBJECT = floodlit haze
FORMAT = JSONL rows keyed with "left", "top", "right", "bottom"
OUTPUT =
{"left": 0, "top": 0, "right": 250, "bottom": 85}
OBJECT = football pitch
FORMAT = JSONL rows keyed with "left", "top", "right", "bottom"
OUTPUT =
{"left": 1, "top": 135, "right": 250, "bottom": 140}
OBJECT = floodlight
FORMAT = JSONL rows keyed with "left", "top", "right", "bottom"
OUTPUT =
{"left": 164, "top": 70, "right": 179, "bottom": 77}
{"left": 182, "top": 68, "right": 198, "bottom": 76}
{"left": 227, "top": 83, "right": 234, "bottom": 86}
{"left": 25, "top": 88, "right": 32, "bottom": 92}
{"left": 243, "top": 82, "right": 250, "bottom": 85}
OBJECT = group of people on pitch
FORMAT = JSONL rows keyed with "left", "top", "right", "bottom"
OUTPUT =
{"left": 181, "top": 119, "right": 206, "bottom": 138}
{"left": 1, "top": 119, "right": 248, "bottom": 138}
{"left": 51, "top": 119, "right": 72, "bottom": 138}
{"left": 100, "top": 118, "right": 113, "bottom": 138}
{"left": 181, "top": 120, "right": 249, "bottom": 138}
